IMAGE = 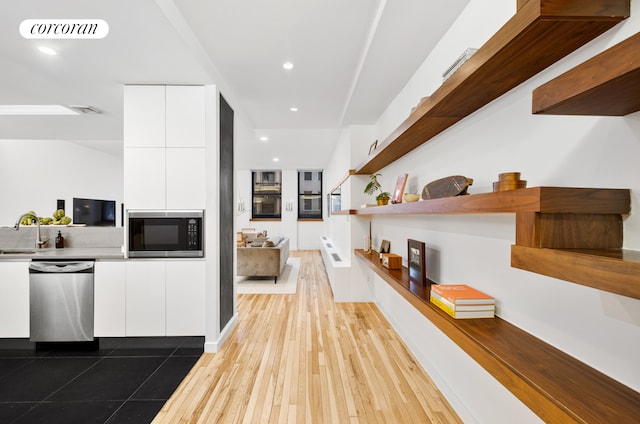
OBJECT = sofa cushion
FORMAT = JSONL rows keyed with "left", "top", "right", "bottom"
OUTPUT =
{"left": 262, "top": 235, "right": 283, "bottom": 247}
{"left": 250, "top": 237, "right": 268, "bottom": 247}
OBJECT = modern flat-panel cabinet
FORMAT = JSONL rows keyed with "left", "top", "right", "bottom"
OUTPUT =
{"left": 0, "top": 262, "right": 29, "bottom": 337}
{"left": 124, "top": 260, "right": 206, "bottom": 337}
{"left": 165, "top": 261, "right": 206, "bottom": 336}
{"left": 94, "top": 261, "right": 126, "bottom": 337}
{"left": 123, "top": 147, "right": 166, "bottom": 209}
{"left": 124, "top": 85, "right": 206, "bottom": 210}
{"left": 125, "top": 261, "right": 166, "bottom": 337}
{"left": 166, "top": 85, "right": 206, "bottom": 148}
{"left": 123, "top": 85, "right": 165, "bottom": 148}
{"left": 166, "top": 148, "right": 206, "bottom": 209}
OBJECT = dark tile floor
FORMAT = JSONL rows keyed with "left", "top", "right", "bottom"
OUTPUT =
{"left": 0, "top": 337, "right": 203, "bottom": 424}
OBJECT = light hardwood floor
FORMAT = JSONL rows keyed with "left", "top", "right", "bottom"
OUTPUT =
{"left": 153, "top": 250, "right": 461, "bottom": 423}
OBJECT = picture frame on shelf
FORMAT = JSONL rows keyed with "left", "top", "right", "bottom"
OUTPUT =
{"left": 408, "top": 239, "right": 426, "bottom": 285}
{"left": 368, "top": 140, "right": 378, "bottom": 155}
{"left": 391, "top": 174, "right": 408, "bottom": 204}
{"left": 379, "top": 239, "right": 390, "bottom": 254}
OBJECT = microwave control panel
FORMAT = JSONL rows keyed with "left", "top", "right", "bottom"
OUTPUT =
{"left": 187, "top": 219, "right": 200, "bottom": 249}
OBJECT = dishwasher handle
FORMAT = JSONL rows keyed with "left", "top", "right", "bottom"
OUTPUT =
{"left": 29, "top": 261, "right": 94, "bottom": 274}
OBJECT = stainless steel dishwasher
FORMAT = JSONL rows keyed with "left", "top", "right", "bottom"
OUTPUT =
{"left": 29, "top": 260, "right": 95, "bottom": 342}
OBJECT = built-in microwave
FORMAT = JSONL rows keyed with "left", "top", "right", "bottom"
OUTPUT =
{"left": 127, "top": 210, "right": 204, "bottom": 258}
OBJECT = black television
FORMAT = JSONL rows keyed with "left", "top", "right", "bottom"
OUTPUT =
{"left": 72, "top": 197, "right": 116, "bottom": 227}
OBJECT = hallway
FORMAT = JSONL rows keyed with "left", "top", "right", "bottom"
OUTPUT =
{"left": 154, "top": 250, "right": 460, "bottom": 423}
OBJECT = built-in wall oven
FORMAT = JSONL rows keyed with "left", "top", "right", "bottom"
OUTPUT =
{"left": 127, "top": 210, "right": 204, "bottom": 258}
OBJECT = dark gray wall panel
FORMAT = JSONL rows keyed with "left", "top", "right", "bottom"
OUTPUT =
{"left": 219, "top": 94, "right": 234, "bottom": 329}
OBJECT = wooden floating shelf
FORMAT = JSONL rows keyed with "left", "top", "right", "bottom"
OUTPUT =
{"left": 341, "top": 187, "right": 631, "bottom": 216}
{"left": 328, "top": 169, "right": 355, "bottom": 194}
{"left": 355, "top": 0, "right": 629, "bottom": 175}
{"left": 512, "top": 246, "right": 640, "bottom": 300}
{"left": 355, "top": 248, "right": 640, "bottom": 423}
{"left": 342, "top": 186, "right": 640, "bottom": 300}
{"left": 533, "top": 32, "right": 640, "bottom": 115}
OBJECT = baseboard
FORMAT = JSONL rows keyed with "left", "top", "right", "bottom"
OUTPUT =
{"left": 203, "top": 313, "right": 238, "bottom": 353}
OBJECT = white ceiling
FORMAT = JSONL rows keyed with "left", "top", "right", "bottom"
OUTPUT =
{"left": 0, "top": 0, "right": 469, "bottom": 169}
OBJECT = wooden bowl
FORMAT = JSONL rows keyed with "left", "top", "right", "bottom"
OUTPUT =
{"left": 403, "top": 193, "right": 420, "bottom": 202}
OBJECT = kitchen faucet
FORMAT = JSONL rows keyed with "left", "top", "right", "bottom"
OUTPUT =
{"left": 14, "top": 213, "right": 48, "bottom": 248}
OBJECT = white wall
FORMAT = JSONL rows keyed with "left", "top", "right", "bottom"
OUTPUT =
{"left": 326, "top": 0, "right": 640, "bottom": 421}
{"left": 0, "top": 139, "right": 123, "bottom": 225}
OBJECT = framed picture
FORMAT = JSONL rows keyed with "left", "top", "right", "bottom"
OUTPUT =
{"left": 368, "top": 140, "right": 378, "bottom": 155}
{"left": 391, "top": 174, "right": 408, "bottom": 204}
{"left": 379, "top": 239, "right": 390, "bottom": 254}
{"left": 408, "top": 239, "right": 426, "bottom": 285}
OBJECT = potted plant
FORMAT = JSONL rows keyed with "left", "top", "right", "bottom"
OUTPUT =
{"left": 364, "top": 174, "right": 391, "bottom": 206}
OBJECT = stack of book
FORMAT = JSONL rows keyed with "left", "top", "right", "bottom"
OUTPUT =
{"left": 430, "top": 284, "right": 495, "bottom": 319}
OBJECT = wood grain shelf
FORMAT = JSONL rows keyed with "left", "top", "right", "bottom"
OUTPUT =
{"left": 341, "top": 187, "right": 631, "bottom": 216}
{"left": 511, "top": 246, "right": 640, "bottom": 299}
{"left": 354, "top": 0, "right": 629, "bottom": 175}
{"left": 341, "top": 186, "right": 640, "bottom": 300}
{"left": 533, "top": 32, "right": 640, "bottom": 115}
{"left": 328, "top": 169, "right": 355, "bottom": 194}
{"left": 355, "top": 248, "right": 640, "bottom": 423}
{"left": 330, "top": 209, "right": 356, "bottom": 216}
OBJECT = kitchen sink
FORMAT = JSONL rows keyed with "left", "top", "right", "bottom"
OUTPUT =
{"left": 0, "top": 249, "right": 36, "bottom": 254}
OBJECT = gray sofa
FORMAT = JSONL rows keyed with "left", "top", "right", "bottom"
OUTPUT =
{"left": 237, "top": 236, "right": 290, "bottom": 283}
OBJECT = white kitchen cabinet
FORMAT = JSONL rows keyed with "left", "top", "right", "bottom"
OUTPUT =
{"left": 0, "top": 262, "right": 29, "bottom": 337}
{"left": 94, "top": 261, "right": 126, "bottom": 337}
{"left": 126, "top": 261, "right": 166, "bottom": 336}
{"left": 166, "top": 148, "right": 206, "bottom": 209}
{"left": 124, "top": 147, "right": 166, "bottom": 209}
{"left": 166, "top": 86, "right": 206, "bottom": 148}
{"left": 165, "top": 260, "right": 205, "bottom": 336}
{"left": 124, "top": 85, "right": 165, "bottom": 148}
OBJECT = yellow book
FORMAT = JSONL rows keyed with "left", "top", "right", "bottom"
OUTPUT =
{"left": 430, "top": 294, "right": 494, "bottom": 319}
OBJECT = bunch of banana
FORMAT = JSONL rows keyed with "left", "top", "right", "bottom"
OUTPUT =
{"left": 19, "top": 211, "right": 37, "bottom": 225}
{"left": 52, "top": 209, "right": 72, "bottom": 225}
{"left": 18, "top": 209, "right": 72, "bottom": 225}
{"left": 39, "top": 217, "right": 53, "bottom": 225}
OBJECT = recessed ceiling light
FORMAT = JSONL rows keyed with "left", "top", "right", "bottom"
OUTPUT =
{"left": 259, "top": 136, "right": 269, "bottom": 142}
{"left": 282, "top": 61, "right": 294, "bottom": 70}
{"left": 273, "top": 157, "right": 280, "bottom": 162}
{"left": 37, "top": 46, "right": 57, "bottom": 56}
{"left": 0, "top": 105, "right": 78, "bottom": 115}
{"left": 289, "top": 107, "right": 298, "bottom": 112}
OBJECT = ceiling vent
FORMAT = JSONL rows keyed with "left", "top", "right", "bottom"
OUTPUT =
{"left": 68, "top": 105, "right": 102, "bottom": 114}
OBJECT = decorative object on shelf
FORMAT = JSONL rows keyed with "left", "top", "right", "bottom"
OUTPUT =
{"left": 391, "top": 174, "right": 408, "bottom": 204}
{"left": 376, "top": 193, "right": 391, "bottom": 206}
{"left": 364, "top": 173, "right": 391, "bottom": 205}
{"left": 368, "top": 140, "right": 378, "bottom": 155}
{"left": 429, "top": 284, "right": 495, "bottom": 319}
{"left": 403, "top": 193, "right": 420, "bottom": 202}
{"left": 379, "top": 239, "right": 390, "bottom": 254}
{"left": 442, "top": 48, "right": 478, "bottom": 81}
{"left": 492, "top": 172, "right": 527, "bottom": 192}
{"left": 421, "top": 175, "right": 473, "bottom": 200}
{"left": 381, "top": 253, "right": 402, "bottom": 270}
{"left": 408, "top": 239, "right": 426, "bottom": 285}
{"left": 367, "top": 221, "right": 372, "bottom": 254}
